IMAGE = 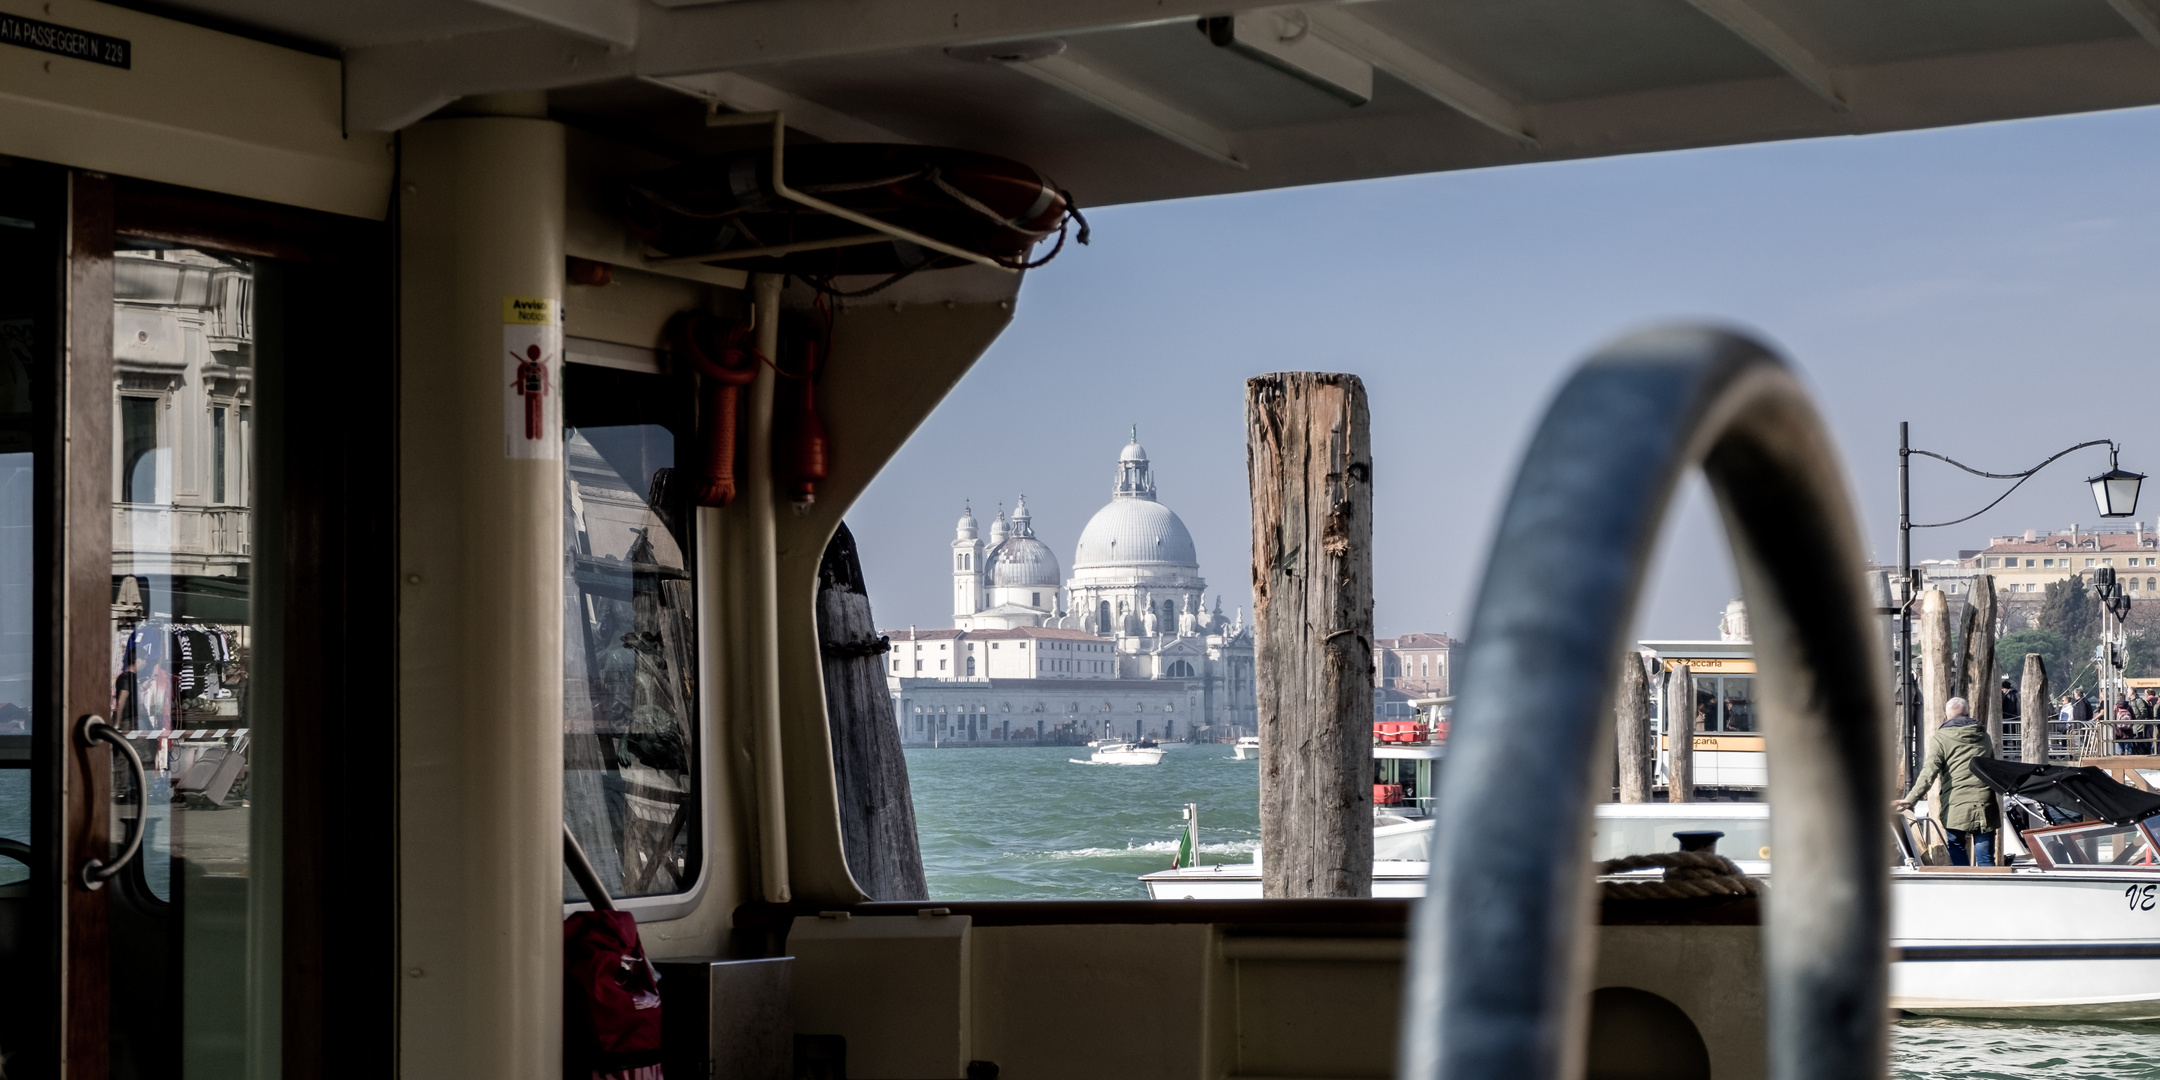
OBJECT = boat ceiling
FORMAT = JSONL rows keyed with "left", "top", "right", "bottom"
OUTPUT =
{"left": 139, "top": 0, "right": 2160, "bottom": 206}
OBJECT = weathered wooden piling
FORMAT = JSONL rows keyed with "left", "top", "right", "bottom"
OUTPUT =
{"left": 815, "top": 524, "right": 930, "bottom": 901}
{"left": 1965, "top": 575, "right": 1999, "bottom": 748}
{"left": 1665, "top": 663, "right": 1694, "bottom": 803}
{"left": 1247, "top": 372, "right": 1374, "bottom": 899}
{"left": 1616, "top": 652, "right": 1652, "bottom": 803}
{"left": 2020, "top": 654, "right": 2050, "bottom": 765}
{"left": 1918, "top": 588, "right": 1951, "bottom": 823}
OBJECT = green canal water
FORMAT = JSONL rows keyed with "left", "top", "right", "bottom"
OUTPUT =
{"left": 905, "top": 744, "right": 2158, "bottom": 1078}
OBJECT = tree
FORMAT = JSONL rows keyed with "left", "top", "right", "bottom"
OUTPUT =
{"left": 2038, "top": 576, "right": 2099, "bottom": 643}
{"left": 1998, "top": 629, "right": 2070, "bottom": 695}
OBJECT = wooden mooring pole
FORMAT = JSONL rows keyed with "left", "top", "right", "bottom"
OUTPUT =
{"left": 2020, "top": 654, "right": 2050, "bottom": 765}
{"left": 1247, "top": 372, "right": 1374, "bottom": 899}
{"left": 1665, "top": 663, "right": 1694, "bottom": 803}
{"left": 1965, "top": 575, "right": 1999, "bottom": 749}
{"left": 1918, "top": 588, "right": 1950, "bottom": 822}
{"left": 1616, "top": 652, "right": 1651, "bottom": 803}
{"left": 816, "top": 524, "right": 930, "bottom": 901}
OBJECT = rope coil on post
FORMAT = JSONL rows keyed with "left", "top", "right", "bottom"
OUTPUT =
{"left": 1598, "top": 850, "right": 1764, "bottom": 900}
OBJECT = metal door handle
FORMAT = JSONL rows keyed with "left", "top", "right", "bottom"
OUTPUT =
{"left": 76, "top": 715, "right": 147, "bottom": 891}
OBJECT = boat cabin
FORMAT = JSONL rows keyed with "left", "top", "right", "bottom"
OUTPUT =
{"left": 4, "top": 0, "right": 2160, "bottom": 1077}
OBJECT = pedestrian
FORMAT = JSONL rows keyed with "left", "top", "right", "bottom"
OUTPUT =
{"left": 2118, "top": 698, "right": 2140, "bottom": 756}
{"left": 1896, "top": 696, "right": 2000, "bottom": 866}
{"left": 2000, "top": 676, "right": 2019, "bottom": 726}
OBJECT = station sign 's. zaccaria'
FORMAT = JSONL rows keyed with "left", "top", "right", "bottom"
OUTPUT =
{"left": 0, "top": 12, "right": 129, "bottom": 69}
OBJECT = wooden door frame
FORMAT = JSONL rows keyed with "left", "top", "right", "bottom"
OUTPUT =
{"left": 51, "top": 169, "right": 396, "bottom": 1080}
{"left": 60, "top": 168, "right": 116, "bottom": 1080}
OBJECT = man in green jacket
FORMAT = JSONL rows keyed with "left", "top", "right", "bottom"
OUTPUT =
{"left": 1895, "top": 696, "right": 2000, "bottom": 866}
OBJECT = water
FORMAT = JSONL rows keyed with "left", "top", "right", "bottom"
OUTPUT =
{"left": 906, "top": 743, "right": 1260, "bottom": 899}
{"left": 1892, "top": 1018, "right": 2160, "bottom": 1078}
{"left": 905, "top": 744, "right": 2159, "bottom": 1075}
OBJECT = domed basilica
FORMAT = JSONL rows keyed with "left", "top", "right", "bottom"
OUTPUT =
{"left": 886, "top": 436, "right": 1256, "bottom": 745}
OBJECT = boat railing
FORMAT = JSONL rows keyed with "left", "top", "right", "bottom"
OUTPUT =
{"left": 1403, "top": 326, "right": 1888, "bottom": 1080}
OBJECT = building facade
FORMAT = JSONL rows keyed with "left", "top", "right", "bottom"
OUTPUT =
{"left": 890, "top": 436, "right": 1257, "bottom": 745}
{"left": 1963, "top": 524, "right": 2160, "bottom": 596}
{"left": 1376, "top": 632, "right": 1459, "bottom": 697}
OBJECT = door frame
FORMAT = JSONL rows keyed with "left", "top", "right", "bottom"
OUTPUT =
{"left": 48, "top": 167, "right": 395, "bottom": 1080}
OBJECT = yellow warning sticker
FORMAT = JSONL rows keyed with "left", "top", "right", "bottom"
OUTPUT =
{"left": 503, "top": 296, "right": 555, "bottom": 325}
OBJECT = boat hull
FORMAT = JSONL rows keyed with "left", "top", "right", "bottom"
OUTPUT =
{"left": 1890, "top": 869, "right": 2160, "bottom": 1019}
{"left": 1144, "top": 858, "right": 2160, "bottom": 1019}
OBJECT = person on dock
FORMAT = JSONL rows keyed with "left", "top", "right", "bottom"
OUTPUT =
{"left": 1895, "top": 696, "right": 1999, "bottom": 866}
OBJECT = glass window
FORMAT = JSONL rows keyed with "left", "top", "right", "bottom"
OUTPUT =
{"left": 1691, "top": 676, "right": 1717, "bottom": 731}
{"left": 109, "top": 245, "right": 266, "bottom": 1075}
{"left": 1721, "top": 677, "right": 1754, "bottom": 732}
{"left": 210, "top": 404, "right": 228, "bottom": 504}
{"left": 2028, "top": 821, "right": 2158, "bottom": 869}
{"left": 118, "top": 395, "right": 161, "bottom": 504}
{"left": 562, "top": 365, "right": 700, "bottom": 902}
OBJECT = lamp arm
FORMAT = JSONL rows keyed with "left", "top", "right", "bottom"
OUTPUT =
{"left": 1908, "top": 439, "right": 2115, "bottom": 530}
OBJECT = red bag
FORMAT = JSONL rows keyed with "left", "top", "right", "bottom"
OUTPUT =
{"left": 563, "top": 910, "right": 663, "bottom": 1079}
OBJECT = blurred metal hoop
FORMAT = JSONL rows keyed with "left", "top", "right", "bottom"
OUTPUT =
{"left": 1400, "top": 326, "right": 1890, "bottom": 1080}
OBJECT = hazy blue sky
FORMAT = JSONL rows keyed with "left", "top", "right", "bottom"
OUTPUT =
{"left": 847, "top": 103, "right": 2160, "bottom": 644}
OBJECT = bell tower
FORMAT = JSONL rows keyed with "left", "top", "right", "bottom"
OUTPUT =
{"left": 954, "top": 504, "right": 982, "bottom": 621}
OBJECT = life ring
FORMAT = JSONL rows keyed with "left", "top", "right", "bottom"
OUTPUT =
{"left": 624, "top": 144, "right": 1086, "bottom": 277}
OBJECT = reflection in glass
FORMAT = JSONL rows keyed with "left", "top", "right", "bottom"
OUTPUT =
{"left": 109, "top": 247, "right": 260, "bottom": 1077}
{"left": 564, "top": 420, "right": 698, "bottom": 901}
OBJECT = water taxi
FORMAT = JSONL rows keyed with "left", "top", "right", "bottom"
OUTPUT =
{"left": 1077, "top": 739, "right": 1165, "bottom": 766}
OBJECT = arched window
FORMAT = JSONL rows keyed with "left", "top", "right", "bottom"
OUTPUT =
{"left": 1097, "top": 600, "right": 1111, "bottom": 630}
{"left": 965, "top": 656, "right": 975, "bottom": 676}
{"left": 1165, "top": 659, "right": 1196, "bottom": 678}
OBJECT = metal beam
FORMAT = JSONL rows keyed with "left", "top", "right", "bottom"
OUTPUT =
{"left": 643, "top": 73, "right": 914, "bottom": 143}
{"left": 2105, "top": 0, "right": 2160, "bottom": 53}
{"left": 466, "top": 0, "right": 638, "bottom": 50}
{"left": 1014, "top": 54, "right": 1245, "bottom": 168}
{"left": 345, "top": 0, "right": 1300, "bottom": 132}
{"left": 1298, "top": 6, "right": 1535, "bottom": 145}
{"left": 1680, "top": 0, "right": 1843, "bottom": 107}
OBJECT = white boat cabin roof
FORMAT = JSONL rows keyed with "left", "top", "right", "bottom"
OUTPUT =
{"left": 133, "top": 0, "right": 2160, "bottom": 208}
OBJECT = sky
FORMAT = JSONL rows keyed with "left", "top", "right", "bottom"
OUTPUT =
{"left": 845, "top": 103, "right": 2160, "bottom": 644}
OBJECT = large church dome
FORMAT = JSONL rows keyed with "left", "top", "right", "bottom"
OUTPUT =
{"left": 1073, "top": 439, "right": 1199, "bottom": 570}
{"left": 1074, "top": 499, "right": 1198, "bottom": 568}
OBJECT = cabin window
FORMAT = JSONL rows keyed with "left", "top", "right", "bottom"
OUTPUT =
{"left": 1688, "top": 674, "right": 1754, "bottom": 733}
{"left": 561, "top": 364, "right": 702, "bottom": 904}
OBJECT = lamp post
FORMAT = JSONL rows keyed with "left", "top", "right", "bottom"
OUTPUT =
{"left": 1897, "top": 430, "right": 2142, "bottom": 777}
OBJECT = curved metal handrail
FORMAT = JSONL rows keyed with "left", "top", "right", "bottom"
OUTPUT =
{"left": 78, "top": 714, "right": 149, "bottom": 891}
{"left": 1400, "top": 326, "right": 1889, "bottom": 1080}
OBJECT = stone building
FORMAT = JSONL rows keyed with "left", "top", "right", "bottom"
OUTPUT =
{"left": 889, "top": 436, "right": 1257, "bottom": 744}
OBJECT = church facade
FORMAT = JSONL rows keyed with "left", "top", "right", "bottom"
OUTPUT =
{"left": 887, "top": 437, "right": 1258, "bottom": 746}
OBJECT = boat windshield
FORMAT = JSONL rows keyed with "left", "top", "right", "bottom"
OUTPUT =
{"left": 1592, "top": 814, "right": 1774, "bottom": 863}
{"left": 2028, "top": 820, "right": 2160, "bottom": 869}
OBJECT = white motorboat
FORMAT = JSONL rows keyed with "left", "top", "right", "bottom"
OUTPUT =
{"left": 1143, "top": 776, "right": 2160, "bottom": 1020}
{"left": 1075, "top": 740, "right": 1164, "bottom": 766}
{"left": 1231, "top": 736, "right": 1261, "bottom": 760}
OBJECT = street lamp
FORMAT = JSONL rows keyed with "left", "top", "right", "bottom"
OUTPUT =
{"left": 1896, "top": 428, "right": 2140, "bottom": 778}
{"left": 2089, "top": 448, "right": 2146, "bottom": 519}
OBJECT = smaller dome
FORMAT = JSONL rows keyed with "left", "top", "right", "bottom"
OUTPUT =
{"left": 956, "top": 505, "right": 977, "bottom": 539}
{"left": 1120, "top": 442, "right": 1148, "bottom": 463}
{"left": 987, "top": 536, "right": 1061, "bottom": 588}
